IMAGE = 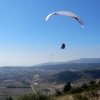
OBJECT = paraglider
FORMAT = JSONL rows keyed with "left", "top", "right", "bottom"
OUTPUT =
{"left": 49, "top": 54, "right": 54, "bottom": 59}
{"left": 49, "top": 54, "right": 54, "bottom": 56}
{"left": 61, "top": 43, "right": 66, "bottom": 49}
{"left": 46, "top": 11, "right": 84, "bottom": 28}
{"left": 46, "top": 11, "right": 84, "bottom": 49}
{"left": 34, "top": 75, "right": 39, "bottom": 80}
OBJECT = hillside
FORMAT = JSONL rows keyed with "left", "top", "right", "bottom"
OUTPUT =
{"left": 44, "top": 69, "right": 100, "bottom": 84}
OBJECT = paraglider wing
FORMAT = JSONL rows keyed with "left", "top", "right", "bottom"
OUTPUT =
{"left": 34, "top": 75, "right": 39, "bottom": 80}
{"left": 46, "top": 11, "right": 84, "bottom": 28}
{"left": 49, "top": 54, "right": 54, "bottom": 59}
{"left": 49, "top": 54, "right": 54, "bottom": 56}
{"left": 46, "top": 12, "right": 58, "bottom": 21}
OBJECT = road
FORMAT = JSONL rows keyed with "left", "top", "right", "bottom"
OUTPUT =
{"left": 30, "top": 84, "right": 37, "bottom": 94}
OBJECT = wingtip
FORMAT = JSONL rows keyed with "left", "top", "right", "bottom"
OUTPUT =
{"left": 82, "top": 25, "right": 84, "bottom": 28}
{"left": 45, "top": 18, "right": 48, "bottom": 21}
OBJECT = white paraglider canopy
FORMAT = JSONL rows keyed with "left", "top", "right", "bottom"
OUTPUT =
{"left": 34, "top": 75, "right": 39, "bottom": 80}
{"left": 46, "top": 11, "right": 84, "bottom": 28}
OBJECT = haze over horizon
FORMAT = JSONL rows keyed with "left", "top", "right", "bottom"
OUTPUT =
{"left": 0, "top": 0, "right": 100, "bottom": 66}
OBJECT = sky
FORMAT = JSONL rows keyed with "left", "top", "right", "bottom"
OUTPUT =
{"left": 0, "top": 0, "right": 100, "bottom": 66}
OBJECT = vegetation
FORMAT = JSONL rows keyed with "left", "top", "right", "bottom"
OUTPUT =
{"left": 54, "top": 80, "right": 100, "bottom": 100}
{"left": 63, "top": 82, "right": 72, "bottom": 92}
{"left": 17, "top": 93, "right": 51, "bottom": 100}
{"left": 46, "top": 69, "right": 100, "bottom": 84}
{"left": 0, "top": 64, "right": 100, "bottom": 100}
{"left": 46, "top": 70, "right": 82, "bottom": 83}
{"left": 6, "top": 80, "right": 100, "bottom": 100}
{"left": 6, "top": 96, "right": 13, "bottom": 100}
{"left": 55, "top": 90, "right": 62, "bottom": 96}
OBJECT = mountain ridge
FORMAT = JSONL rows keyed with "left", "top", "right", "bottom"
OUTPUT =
{"left": 32, "top": 58, "right": 100, "bottom": 67}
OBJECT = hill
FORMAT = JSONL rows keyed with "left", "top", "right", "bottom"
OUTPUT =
{"left": 44, "top": 69, "right": 100, "bottom": 84}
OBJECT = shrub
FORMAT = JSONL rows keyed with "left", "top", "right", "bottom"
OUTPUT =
{"left": 87, "top": 91, "right": 98, "bottom": 98}
{"left": 81, "top": 83, "right": 88, "bottom": 89}
{"left": 74, "top": 94, "right": 88, "bottom": 100}
{"left": 89, "top": 80, "right": 96, "bottom": 85}
{"left": 63, "top": 82, "right": 72, "bottom": 93}
{"left": 68, "top": 87, "right": 83, "bottom": 94}
{"left": 6, "top": 96, "right": 13, "bottom": 100}
{"left": 55, "top": 90, "right": 62, "bottom": 96}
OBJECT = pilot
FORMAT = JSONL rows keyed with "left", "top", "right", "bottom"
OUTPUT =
{"left": 61, "top": 43, "right": 66, "bottom": 49}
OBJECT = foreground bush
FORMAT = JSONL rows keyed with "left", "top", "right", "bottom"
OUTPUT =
{"left": 55, "top": 90, "right": 62, "bottom": 96}
{"left": 6, "top": 96, "right": 13, "bottom": 100}
{"left": 68, "top": 87, "right": 83, "bottom": 94}
{"left": 63, "top": 82, "right": 72, "bottom": 93}
{"left": 74, "top": 94, "right": 88, "bottom": 100}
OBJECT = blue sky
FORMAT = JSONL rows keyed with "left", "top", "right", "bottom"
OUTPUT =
{"left": 0, "top": 0, "right": 100, "bottom": 66}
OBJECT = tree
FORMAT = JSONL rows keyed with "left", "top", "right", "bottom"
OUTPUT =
{"left": 55, "top": 90, "right": 62, "bottom": 96}
{"left": 6, "top": 96, "right": 13, "bottom": 100}
{"left": 89, "top": 80, "right": 96, "bottom": 84}
{"left": 81, "top": 83, "right": 88, "bottom": 89}
{"left": 63, "top": 82, "right": 72, "bottom": 93}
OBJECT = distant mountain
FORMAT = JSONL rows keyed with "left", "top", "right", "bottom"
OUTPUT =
{"left": 30, "top": 58, "right": 100, "bottom": 71}
{"left": 32, "top": 58, "right": 100, "bottom": 67}
{"left": 33, "top": 62, "right": 56, "bottom": 67}
{"left": 1, "top": 58, "right": 100, "bottom": 71}
{"left": 66, "top": 58, "right": 100, "bottom": 63}
{"left": 31, "top": 63, "right": 100, "bottom": 72}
